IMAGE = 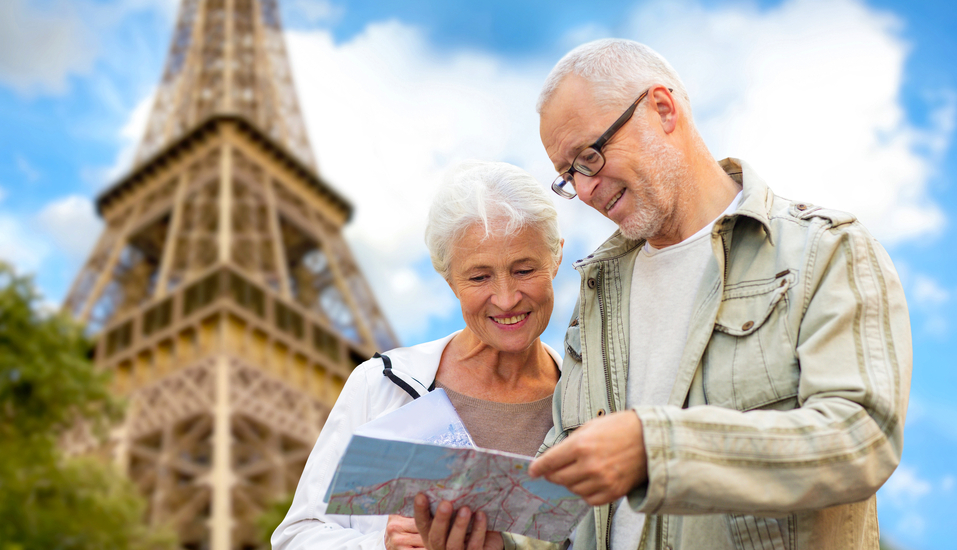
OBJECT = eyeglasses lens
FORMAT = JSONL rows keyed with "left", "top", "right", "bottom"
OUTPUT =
{"left": 572, "top": 147, "right": 604, "bottom": 176}
{"left": 551, "top": 173, "right": 577, "bottom": 199}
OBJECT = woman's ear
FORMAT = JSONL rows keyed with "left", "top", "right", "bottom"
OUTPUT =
{"left": 553, "top": 238, "right": 565, "bottom": 278}
{"left": 445, "top": 275, "right": 460, "bottom": 299}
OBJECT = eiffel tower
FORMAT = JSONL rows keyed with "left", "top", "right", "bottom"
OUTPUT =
{"left": 62, "top": 1, "right": 399, "bottom": 548}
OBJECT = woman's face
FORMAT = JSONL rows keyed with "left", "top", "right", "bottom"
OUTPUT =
{"left": 447, "top": 223, "right": 561, "bottom": 354}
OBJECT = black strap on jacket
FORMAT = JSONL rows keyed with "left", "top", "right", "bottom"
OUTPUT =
{"left": 376, "top": 352, "right": 435, "bottom": 400}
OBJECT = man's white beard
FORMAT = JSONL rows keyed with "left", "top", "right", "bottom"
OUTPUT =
{"left": 617, "top": 131, "right": 684, "bottom": 242}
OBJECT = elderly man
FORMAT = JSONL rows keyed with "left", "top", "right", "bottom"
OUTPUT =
{"left": 525, "top": 39, "right": 912, "bottom": 550}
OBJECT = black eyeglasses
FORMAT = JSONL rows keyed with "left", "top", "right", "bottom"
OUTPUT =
{"left": 551, "top": 87, "right": 672, "bottom": 199}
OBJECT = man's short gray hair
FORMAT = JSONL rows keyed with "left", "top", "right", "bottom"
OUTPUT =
{"left": 425, "top": 161, "right": 562, "bottom": 281}
{"left": 536, "top": 38, "right": 691, "bottom": 116}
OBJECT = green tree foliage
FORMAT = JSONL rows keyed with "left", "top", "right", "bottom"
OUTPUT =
{"left": 0, "top": 263, "right": 177, "bottom": 550}
{"left": 255, "top": 493, "right": 295, "bottom": 549}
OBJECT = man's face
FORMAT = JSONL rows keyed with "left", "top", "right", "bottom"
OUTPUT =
{"left": 540, "top": 76, "right": 683, "bottom": 241}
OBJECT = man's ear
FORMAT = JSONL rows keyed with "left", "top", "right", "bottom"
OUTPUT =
{"left": 652, "top": 86, "right": 678, "bottom": 134}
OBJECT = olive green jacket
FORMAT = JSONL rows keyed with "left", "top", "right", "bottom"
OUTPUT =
{"left": 539, "top": 158, "right": 912, "bottom": 550}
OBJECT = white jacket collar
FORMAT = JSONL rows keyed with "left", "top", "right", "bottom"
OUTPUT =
{"left": 380, "top": 330, "right": 563, "bottom": 396}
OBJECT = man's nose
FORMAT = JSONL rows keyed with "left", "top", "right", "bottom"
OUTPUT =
{"left": 575, "top": 172, "right": 601, "bottom": 206}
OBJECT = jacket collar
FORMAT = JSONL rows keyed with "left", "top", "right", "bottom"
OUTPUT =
{"left": 577, "top": 157, "right": 774, "bottom": 266}
{"left": 381, "top": 331, "right": 564, "bottom": 396}
{"left": 718, "top": 157, "right": 774, "bottom": 241}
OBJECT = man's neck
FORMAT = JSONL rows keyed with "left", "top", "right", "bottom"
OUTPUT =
{"left": 646, "top": 151, "right": 741, "bottom": 249}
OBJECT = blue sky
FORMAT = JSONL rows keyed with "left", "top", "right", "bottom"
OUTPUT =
{"left": 1, "top": 0, "right": 955, "bottom": 547}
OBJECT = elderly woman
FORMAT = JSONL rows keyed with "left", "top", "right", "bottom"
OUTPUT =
{"left": 272, "top": 160, "right": 564, "bottom": 550}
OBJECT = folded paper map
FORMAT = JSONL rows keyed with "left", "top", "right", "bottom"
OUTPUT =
{"left": 324, "top": 435, "right": 588, "bottom": 542}
{"left": 323, "top": 390, "right": 588, "bottom": 543}
{"left": 352, "top": 388, "right": 475, "bottom": 447}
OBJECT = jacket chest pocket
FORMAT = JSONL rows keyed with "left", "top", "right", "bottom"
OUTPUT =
{"left": 728, "top": 514, "right": 792, "bottom": 550}
{"left": 557, "top": 320, "right": 589, "bottom": 433}
{"left": 703, "top": 273, "right": 799, "bottom": 411}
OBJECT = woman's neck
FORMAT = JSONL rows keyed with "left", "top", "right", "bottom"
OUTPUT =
{"left": 436, "top": 329, "right": 558, "bottom": 403}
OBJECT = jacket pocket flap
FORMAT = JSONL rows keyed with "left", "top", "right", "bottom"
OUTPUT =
{"left": 560, "top": 320, "right": 587, "bottom": 430}
{"left": 714, "top": 272, "right": 793, "bottom": 336}
{"left": 564, "top": 320, "right": 582, "bottom": 361}
{"left": 559, "top": 362, "right": 587, "bottom": 431}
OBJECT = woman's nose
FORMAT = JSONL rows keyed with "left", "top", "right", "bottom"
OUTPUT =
{"left": 490, "top": 279, "right": 521, "bottom": 310}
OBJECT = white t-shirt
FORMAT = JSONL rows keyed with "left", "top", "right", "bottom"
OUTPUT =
{"left": 611, "top": 191, "right": 742, "bottom": 549}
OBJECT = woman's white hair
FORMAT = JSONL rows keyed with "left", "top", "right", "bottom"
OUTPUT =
{"left": 425, "top": 161, "right": 562, "bottom": 281}
{"left": 536, "top": 38, "right": 692, "bottom": 116}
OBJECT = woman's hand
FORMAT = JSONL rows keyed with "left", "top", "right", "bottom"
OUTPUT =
{"left": 414, "top": 494, "right": 504, "bottom": 550}
{"left": 385, "top": 514, "right": 426, "bottom": 550}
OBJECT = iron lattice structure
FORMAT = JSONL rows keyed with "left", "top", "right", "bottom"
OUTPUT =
{"left": 63, "top": 1, "right": 399, "bottom": 548}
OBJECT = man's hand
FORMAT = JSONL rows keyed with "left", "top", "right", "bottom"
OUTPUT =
{"left": 413, "top": 494, "right": 504, "bottom": 550}
{"left": 385, "top": 514, "right": 425, "bottom": 550}
{"left": 528, "top": 410, "right": 647, "bottom": 506}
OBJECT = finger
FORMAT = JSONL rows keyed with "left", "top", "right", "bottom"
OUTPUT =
{"left": 529, "top": 442, "right": 578, "bottom": 478}
{"left": 465, "top": 511, "right": 487, "bottom": 550}
{"left": 427, "top": 501, "right": 456, "bottom": 550}
{"left": 413, "top": 494, "right": 434, "bottom": 546}
{"left": 393, "top": 515, "right": 420, "bottom": 533}
{"left": 541, "top": 460, "right": 598, "bottom": 489}
{"left": 485, "top": 530, "right": 504, "bottom": 550}
{"left": 405, "top": 526, "right": 425, "bottom": 549}
{"left": 446, "top": 506, "right": 473, "bottom": 550}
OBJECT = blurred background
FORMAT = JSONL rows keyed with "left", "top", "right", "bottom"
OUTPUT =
{"left": 0, "top": 0, "right": 954, "bottom": 549}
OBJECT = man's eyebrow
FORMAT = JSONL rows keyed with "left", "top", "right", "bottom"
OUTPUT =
{"left": 557, "top": 138, "right": 595, "bottom": 170}
{"left": 551, "top": 147, "right": 578, "bottom": 172}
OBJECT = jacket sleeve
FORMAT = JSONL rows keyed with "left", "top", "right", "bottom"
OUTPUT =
{"left": 628, "top": 221, "right": 912, "bottom": 515}
{"left": 271, "top": 358, "right": 407, "bottom": 550}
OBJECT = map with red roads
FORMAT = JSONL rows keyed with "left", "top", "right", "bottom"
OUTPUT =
{"left": 325, "top": 435, "right": 588, "bottom": 543}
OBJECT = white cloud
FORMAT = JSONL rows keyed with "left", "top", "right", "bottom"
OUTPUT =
{"left": 0, "top": 214, "right": 50, "bottom": 272}
{"left": 882, "top": 464, "right": 932, "bottom": 504}
{"left": 284, "top": 0, "right": 344, "bottom": 26}
{"left": 912, "top": 274, "right": 950, "bottom": 307}
{"left": 379, "top": 264, "right": 458, "bottom": 343}
{"left": 36, "top": 195, "right": 102, "bottom": 260}
{"left": 0, "top": 0, "right": 97, "bottom": 95}
{"left": 624, "top": 0, "right": 951, "bottom": 246}
{"left": 279, "top": 0, "right": 950, "bottom": 342}
{"left": 907, "top": 274, "right": 951, "bottom": 336}
{"left": 92, "top": 91, "right": 156, "bottom": 187}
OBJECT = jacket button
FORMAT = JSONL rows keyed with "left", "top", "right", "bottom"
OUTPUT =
{"left": 597, "top": 409, "right": 606, "bottom": 417}
{"left": 587, "top": 278, "right": 597, "bottom": 289}
{"left": 742, "top": 320, "right": 754, "bottom": 331}
{"left": 570, "top": 318, "right": 579, "bottom": 327}
{"left": 796, "top": 203, "right": 807, "bottom": 211}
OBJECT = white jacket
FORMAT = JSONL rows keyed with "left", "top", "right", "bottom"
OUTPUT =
{"left": 271, "top": 332, "right": 562, "bottom": 550}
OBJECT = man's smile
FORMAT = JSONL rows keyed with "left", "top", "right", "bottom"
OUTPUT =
{"left": 604, "top": 189, "right": 625, "bottom": 213}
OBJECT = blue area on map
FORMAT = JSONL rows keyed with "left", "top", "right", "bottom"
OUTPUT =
{"left": 520, "top": 476, "right": 580, "bottom": 500}
{"left": 324, "top": 435, "right": 464, "bottom": 499}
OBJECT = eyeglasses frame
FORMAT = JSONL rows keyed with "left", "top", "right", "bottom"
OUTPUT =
{"left": 551, "top": 87, "right": 673, "bottom": 199}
